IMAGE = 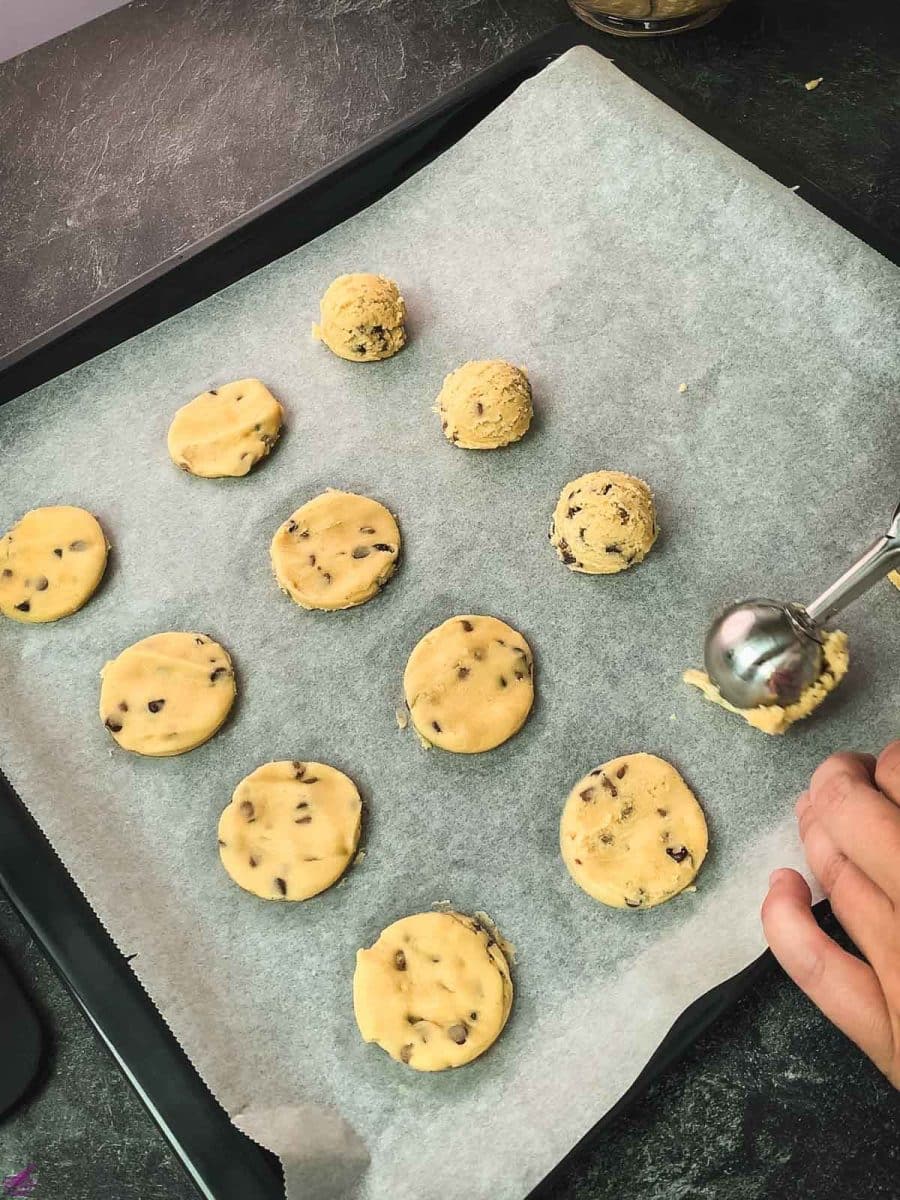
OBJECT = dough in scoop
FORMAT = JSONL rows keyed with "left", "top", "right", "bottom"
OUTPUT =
{"left": 270, "top": 490, "right": 400, "bottom": 611}
{"left": 313, "top": 273, "right": 406, "bottom": 362}
{"left": 100, "top": 632, "right": 236, "bottom": 755}
{"left": 167, "top": 378, "right": 283, "bottom": 477}
{"left": 0, "top": 506, "right": 108, "bottom": 623}
{"left": 683, "top": 629, "right": 849, "bottom": 735}
{"left": 403, "top": 615, "right": 534, "bottom": 753}
{"left": 560, "top": 753, "right": 708, "bottom": 909}
{"left": 353, "top": 911, "right": 513, "bottom": 1071}
{"left": 218, "top": 760, "right": 361, "bottom": 901}
{"left": 550, "top": 470, "right": 657, "bottom": 574}
{"left": 435, "top": 359, "right": 532, "bottom": 449}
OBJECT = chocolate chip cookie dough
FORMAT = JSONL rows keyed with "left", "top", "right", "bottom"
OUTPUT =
{"left": 683, "top": 629, "right": 849, "bottom": 735}
{"left": 353, "top": 911, "right": 513, "bottom": 1071}
{"left": 218, "top": 760, "right": 361, "bottom": 901}
{"left": 312, "top": 273, "right": 406, "bottom": 362}
{"left": 890, "top": 570, "right": 900, "bottom": 590}
{"left": 100, "top": 632, "right": 236, "bottom": 755}
{"left": 435, "top": 359, "right": 532, "bottom": 449}
{"left": 550, "top": 470, "right": 657, "bottom": 574}
{"left": 270, "top": 490, "right": 400, "bottom": 611}
{"left": 403, "top": 615, "right": 534, "bottom": 753}
{"left": 167, "top": 378, "right": 283, "bottom": 477}
{"left": 560, "top": 753, "right": 708, "bottom": 909}
{"left": 0, "top": 506, "right": 108, "bottom": 623}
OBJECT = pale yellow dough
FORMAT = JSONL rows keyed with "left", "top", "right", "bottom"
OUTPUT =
{"left": 403, "top": 615, "right": 534, "bottom": 753}
{"left": 0, "top": 506, "right": 108, "bottom": 624}
{"left": 560, "top": 753, "right": 708, "bottom": 909}
{"left": 353, "top": 911, "right": 513, "bottom": 1071}
{"left": 167, "top": 378, "right": 283, "bottom": 478}
{"left": 100, "top": 632, "right": 236, "bottom": 755}
{"left": 683, "top": 629, "right": 849, "bottom": 735}
{"left": 312, "top": 273, "right": 406, "bottom": 362}
{"left": 270, "top": 490, "right": 400, "bottom": 611}
{"left": 435, "top": 359, "right": 532, "bottom": 450}
{"left": 889, "top": 570, "right": 900, "bottom": 590}
{"left": 218, "top": 760, "right": 361, "bottom": 901}
{"left": 551, "top": 470, "right": 657, "bottom": 574}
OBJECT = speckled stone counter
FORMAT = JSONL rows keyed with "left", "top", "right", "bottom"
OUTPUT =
{"left": 1, "top": 1, "right": 899, "bottom": 1196}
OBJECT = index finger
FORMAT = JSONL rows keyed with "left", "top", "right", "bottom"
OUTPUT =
{"left": 809, "top": 751, "right": 900, "bottom": 903}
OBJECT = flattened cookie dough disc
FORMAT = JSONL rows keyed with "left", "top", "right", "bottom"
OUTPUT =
{"left": 889, "top": 569, "right": 900, "bottom": 591}
{"left": 353, "top": 911, "right": 513, "bottom": 1071}
{"left": 312, "top": 273, "right": 406, "bottom": 362}
{"left": 271, "top": 490, "right": 400, "bottom": 611}
{"left": 551, "top": 470, "right": 657, "bottom": 575}
{"left": 167, "top": 378, "right": 283, "bottom": 478}
{"left": 403, "top": 615, "right": 534, "bottom": 753}
{"left": 0, "top": 506, "right": 108, "bottom": 623}
{"left": 218, "top": 760, "right": 361, "bottom": 901}
{"left": 435, "top": 359, "right": 532, "bottom": 450}
{"left": 100, "top": 632, "right": 236, "bottom": 756}
{"left": 683, "top": 629, "right": 849, "bottom": 736}
{"left": 561, "top": 753, "right": 708, "bottom": 909}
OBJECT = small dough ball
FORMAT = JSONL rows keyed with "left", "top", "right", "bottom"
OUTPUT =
{"left": 403, "top": 615, "right": 534, "bottom": 753}
{"left": 270, "top": 490, "right": 400, "bottom": 611}
{"left": 435, "top": 359, "right": 532, "bottom": 450}
{"left": 683, "top": 629, "right": 849, "bottom": 735}
{"left": 889, "top": 569, "right": 900, "bottom": 591}
{"left": 0, "top": 506, "right": 108, "bottom": 623}
{"left": 353, "top": 911, "right": 513, "bottom": 1071}
{"left": 100, "top": 632, "right": 236, "bottom": 756}
{"left": 313, "top": 273, "right": 406, "bottom": 362}
{"left": 218, "top": 760, "right": 361, "bottom": 901}
{"left": 167, "top": 378, "right": 283, "bottom": 478}
{"left": 550, "top": 470, "right": 657, "bottom": 575}
{"left": 561, "top": 753, "right": 708, "bottom": 909}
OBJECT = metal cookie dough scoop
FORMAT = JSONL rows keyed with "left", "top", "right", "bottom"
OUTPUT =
{"left": 704, "top": 500, "right": 900, "bottom": 710}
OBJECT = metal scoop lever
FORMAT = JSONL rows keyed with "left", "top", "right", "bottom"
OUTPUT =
{"left": 704, "top": 499, "right": 900, "bottom": 710}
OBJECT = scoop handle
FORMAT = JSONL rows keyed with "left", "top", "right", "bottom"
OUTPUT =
{"left": 804, "top": 499, "right": 900, "bottom": 627}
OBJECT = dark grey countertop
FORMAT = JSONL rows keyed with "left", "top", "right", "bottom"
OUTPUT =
{"left": 1, "top": 1, "right": 899, "bottom": 1197}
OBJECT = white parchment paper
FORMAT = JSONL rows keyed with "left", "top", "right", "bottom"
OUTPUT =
{"left": 1, "top": 47, "right": 899, "bottom": 1200}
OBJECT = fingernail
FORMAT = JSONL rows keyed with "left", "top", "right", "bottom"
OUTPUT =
{"left": 769, "top": 869, "right": 785, "bottom": 887}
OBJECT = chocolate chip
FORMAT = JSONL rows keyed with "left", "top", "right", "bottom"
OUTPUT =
{"left": 53, "top": 548, "right": 63, "bottom": 558}
{"left": 431, "top": 720, "right": 442, "bottom": 733}
{"left": 118, "top": 701, "right": 128, "bottom": 712}
{"left": 400, "top": 1044, "right": 413, "bottom": 1064}
{"left": 249, "top": 856, "right": 259, "bottom": 868}
{"left": 240, "top": 452, "right": 249, "bottom": 460}
{"left": 579, "top": 787, "right": 595, "bottom": 801}
{"left": 292, "top": 761, "right": 304, "bottom": 772}
{"left": 209, "top": 388, "right": 218, "bottom": 395}
{"left": 394, "top": 950, "right": 407, "bottom": 970}
{"left": 303, "top": 776, "right": 320, "bottom": 784}
{"left": 240, "top": 800, "right": 255, "bottom": 819}
{"left": 447, "top": 1023, "right": 468, "bottom": 1045}
{"left": 351, "top": 546, "right": 371, "bottom": 559}
{"left": 600, "top": 775, "right": 618, "bottom": 798}
{"left": 195, "top": 636, "right": 207, "bottom": 644}
{"left": 1, "top": 569, "right": 11, "bottom": 578}
{"left": 475, "top": 401, "right": 484, "bottom": 415}
{"left": 217, "top": 838, "right": 226, "bottom": 847}
{"left": 295, "top": 801, "right": 309, "bottom": 809}
{"left": 605, "top": 544, "right": 622, "bottom": 554}
{"left": 372, "top": 543, "right": 393, "bottom": 552}
{"left": 14, "top": 600, "right": 30, "bottom": 612}
{"left": 406, "top": 1014, "right": 420, "bottom": 1025}
{"left": 656, "top": 807, "right": 668, "bottom": 817}
{"left": 299, "top": 529, "right": 310, "bottom": 539}
{"left": 602, "top": 483, "right": 612, "bottom": 495}
{"left": 353, "top": 343, "right": 367, "bottom": 355}
{"left": 567, "top": 505, "right": 582, "bottom": 517}
{"left": 308, "top": 554, "right": 317, "bottom": 566}
{"left": 295, "top": 815, "right": 312, "bottom": 824}
{"left": 275, "top": 877, "right": 287, "bottom": 896}
{"left": 457, "top": 666, "right": 470, "bottom": 679}
{"left": 210, "top": 667, "right": 228, "bottom": 683}
{"left": 321, "top": 571, "right": 332, "bottom": 584}
{"left": 599, "top": 832, "right": 614, "bottom": 844}
{"left": 498, "top": 675, "right": 508, "bottom": 688}
{"left": 104, "top": 717, "right": 122, "bottom": 732}
{"left": 460, "top": 619, "right": 474, "bottom": 632}
{"left": 616, "top": 765, "right": 627, "bottom": 779}
{"left": 147, "top": 699, "right": 165, "bottom": 713}
{"left": 469, "top": 1011, "right": 478, "bottom": 1021}
{"left": 579, "top": 527, "right": 586, "bottom": 540}
{"left": 69, "top": 540, "right": 88, "bottom": 551}
{"left": 286, "top": 521, "right": 297, "bottom": 534}
{"left": 620, "top": 802, "right": 635, "bottom": 819}
{"left": 574, "top": 858, "right": 583, "bottom": 864}
{"left": 666, "top": 846, "right": 690, "bottom": 863}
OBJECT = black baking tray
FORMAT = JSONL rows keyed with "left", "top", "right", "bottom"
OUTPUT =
{"left": 0, "top": 21, "right": 891, "bottom": 1200}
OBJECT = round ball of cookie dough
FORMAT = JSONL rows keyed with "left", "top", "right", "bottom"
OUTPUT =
{"left": 0, "top": 506, "right": 108, "bottom": 624}
{"left": 403, "top": 615, "right": 534, "bottom": 753}
{"left": 219, "top": 760, "right": 361, "bottom": 901}
{"left": 100, "top": 632, "right": 236, "bottom": 756}
{"left": 560, "top": 753, "right": 708, "bottom": 909}
{"left": 435, "top": 360, "right": 532, "bottom": 450}
{"left": 353, "top": 911, "right": 513, "bottom": 1071}
{"left": 551, "top": 470, "right": 657, "bottom": 575}
{"left": 313, "top": 273, "right": 406, "bottom": 362}
{"left": 270, "top": 490, "right": 400, "bottom": 611}
{"left": 167, "top": 378, "right": 283, "bottom": 478}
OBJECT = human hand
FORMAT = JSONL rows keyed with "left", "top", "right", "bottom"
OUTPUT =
{"left": 762, "top": 741, "right": 900, "bottom": 1088}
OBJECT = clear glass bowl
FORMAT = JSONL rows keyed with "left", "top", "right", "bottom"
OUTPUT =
{"left": 568, "top": 0, "right": 731, "bottom": 36}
